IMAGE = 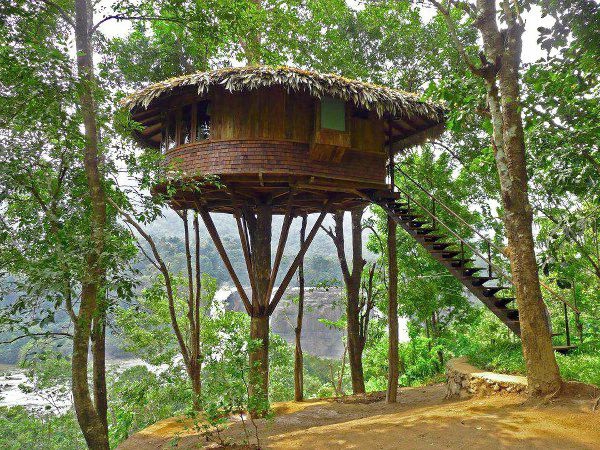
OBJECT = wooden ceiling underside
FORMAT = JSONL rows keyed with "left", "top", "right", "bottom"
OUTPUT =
{"left": 154, "top": 174, "right": 389, "bottom": 215}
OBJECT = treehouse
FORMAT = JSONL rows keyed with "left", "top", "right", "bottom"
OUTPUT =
{"left": 122, "top": 66, "right": 446, "bottom": 214}
{"left": 122, "top": 66, "right": 578, "bottom": 398}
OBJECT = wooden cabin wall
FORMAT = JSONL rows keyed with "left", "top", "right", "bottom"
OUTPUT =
{"left": 350, "top": 111, "right": 385, "bottom": 154}
{"left": 209, "top": 87, "right": 383, "bottom": 154}
{"left": 210, "top": 87, "right": 313, "bottom": 142}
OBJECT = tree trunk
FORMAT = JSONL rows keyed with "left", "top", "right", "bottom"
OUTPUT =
{"left": 386, "top": 215, "right": 399, "bottom": 403}
{"left": 474, "top": 0, "right": 562, "bottom": 396}
{"left": 92, "top": 313, "right": 108, "bottom": 434}
{"left": 347, "top": 209, "right": 366, "bottom": 394}
{"left": 249, "top": 314, "right": 269, "bottom": 408}
{"left": 294, "top": 215, "right": 307, "bottom": 402}
{"left": 74, "top": 0, "right": 110, "bottom": 447}
{"left": 247, "top": 204, "right": 272, "bottom": 412}
{"left": 327, "top": 209, "right": 366, "bottom": 395}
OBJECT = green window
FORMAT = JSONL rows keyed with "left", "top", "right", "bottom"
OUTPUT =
{"left": 320, "top": 97, "right": 346, "bottom": 131}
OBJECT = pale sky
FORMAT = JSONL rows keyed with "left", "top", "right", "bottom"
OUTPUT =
{"left": 96, "top": 1, "right": 554, "bottom": 67}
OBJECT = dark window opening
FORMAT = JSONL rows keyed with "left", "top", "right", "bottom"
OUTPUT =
{"left": 166, "top": 114, "right": 176, "bottom": 150}
{"left": 160, "top": 124, "right": 167, "bottom": 153}
{"left": 180, "top": 104, "right": 193, "bottom": 145}
{"left": 196, "top": 101, "right": 211, "bottom": 141}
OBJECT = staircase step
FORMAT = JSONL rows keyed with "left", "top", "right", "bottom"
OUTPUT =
{"left": 470, "top": 276, "right": 497, "bottom": 287}
{"left": 494, "top": 297, "right": 515, "bottom": 308}
{"left": 409, "top": 220, "right": 429, "bottom": 228}
{"left": 553, "top": 345, "right": 577, "bottom": 354}
{"left": 482, "top": 286, "right": 508, "bottom": 297}
{"left": 506, "top": 309, "right": 519, "bottom": 320}
{"left": 423, "top": 234, "right": 445, "bottom": 242}
{"left": 398, "top": 213, "right": 417, "bottom": 220}
{"left": 416, "top": 227, "right": 437, "bottom": 235}
{"left": 430, "top": 242, "right": 453, "bottom": 251}
{"left": 438, "top": 250, "right": 461, "bottom": 258}
{"left": 463, "top": 267, "right": 484, "bottom": 276}
{"left": 449, "top": 258, "right": 475, "bottom": 267}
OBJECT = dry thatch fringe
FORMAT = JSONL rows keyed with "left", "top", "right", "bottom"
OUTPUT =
{"left": 390, "top": 123, "right": 446, "bottom": 151}
{"left": 121, "top": 66, "right": 446, "bottom": 122}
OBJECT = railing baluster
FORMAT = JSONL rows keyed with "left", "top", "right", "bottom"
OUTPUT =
{"left": 563, "top": 302, "right": 571, "bottom": 347}
{"left": 487, "top": 241, "right": 492, "bottom": 278}
{"left": 393, "top": 163, "right": 579, "bottom": 317}
{"left": 432, "top": 198, "right": 436, "bottom": 228}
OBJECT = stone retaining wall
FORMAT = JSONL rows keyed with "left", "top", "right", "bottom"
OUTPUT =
{"left": 446, "top": 357, "right": 527, "bottom": 398}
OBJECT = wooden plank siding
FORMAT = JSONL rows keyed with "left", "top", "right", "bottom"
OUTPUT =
{"left": 135, "top": 86, "right": 388, "bottom": 187}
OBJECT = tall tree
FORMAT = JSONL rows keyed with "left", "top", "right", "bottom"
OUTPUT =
{"left": 294, "top": 214, "right": 307, "bottom": 401}
{"left": 324, "top": 209, "right": 368, "bottom": 394}
{"left": 428, "top": 0, "right": 562, "bottom": 395}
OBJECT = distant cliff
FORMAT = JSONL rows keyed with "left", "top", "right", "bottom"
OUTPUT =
{"left": 224, "top": 287, "right": 346, "bottom": 359}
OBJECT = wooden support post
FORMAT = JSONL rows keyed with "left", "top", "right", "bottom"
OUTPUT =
{"left": 198, "top": 207, "right": 252, "bottom": 315}
{"left": 386, "top": 214, "right": 399, "bottom": 403}
{"left": 267, "top": 208, "right": 327, "bottom": 315}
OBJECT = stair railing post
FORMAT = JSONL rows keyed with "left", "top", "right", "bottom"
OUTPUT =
{"left": 487, "top": 241, "right": 492, "bottom": 278}
{"left": 431, "top": 198, "right": 436, "bottom": 229}
{"left": 460, "top": 241, "right": 464, "bottom": 266}
{"left": 563, "top": 301, "right": 571, "bottom": 347}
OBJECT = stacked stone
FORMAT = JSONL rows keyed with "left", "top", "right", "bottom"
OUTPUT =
{"left": 445, "top": 357, "right": 527, "bottom": 399}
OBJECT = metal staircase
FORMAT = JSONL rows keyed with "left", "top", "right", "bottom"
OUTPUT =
{"left": 367, "top": 166, "right": 580, "bottom": 352}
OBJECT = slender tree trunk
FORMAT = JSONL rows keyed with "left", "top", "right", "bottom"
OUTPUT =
{"left": 326, "top": 209, "right": 366, "bottom": 395}
{"left": 74, "top": 1, "right": 109, "bottom": 447}
{"left": 474, "top": 0, "right": 562, "bottom": 396}
{"left": 294, "top": 215, "right": 307, "bottom": 402}
{"left": 347, "top": 209, "right": 366, "bottom": 394}
{"left": 191, "top": 212, "right": 202, "bottom": 409}
{"left": 386, "top": 215, "right": 399, "bottom": 403}
{"left": 91, "top": 313, "right": 108, "bottom": 434}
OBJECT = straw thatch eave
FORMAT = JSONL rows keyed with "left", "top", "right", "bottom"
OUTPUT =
{"left": 121, "top": 65, "right": 446, "bottom": 123}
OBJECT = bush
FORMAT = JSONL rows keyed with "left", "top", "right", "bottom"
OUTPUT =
{"left": 0, "top": 406, "right": 84, "bottom": 450}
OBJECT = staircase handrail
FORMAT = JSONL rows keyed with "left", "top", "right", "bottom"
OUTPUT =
{"left": 390, "top": 183, "right": 514, "bottom": 286}
{"left": 393, "top": 165, "right": 580, "bottom": 314}
{"left": 396, "top": 165, "right": 506, "bottom": 256}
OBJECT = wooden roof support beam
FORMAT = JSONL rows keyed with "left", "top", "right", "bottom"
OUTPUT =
{"left": 235, "top": 211, "right": 257, "bottom": 300}
{"left": 390, "top": 118, "right": 416, "bottom": 132}
{"left": 198, "top": 206, "right": 252, "bottom": 315}
{"left": 265, "top": 196, "right": 294, "bottom": 304}
{"left": 141, "top": 122, "right": 162, "bottom": 137}
{"left": 267, "top": 205, "right": 328, "bottom": 315}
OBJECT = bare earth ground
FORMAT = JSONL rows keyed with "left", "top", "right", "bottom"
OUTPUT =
{"left": 118, "top": 384, "right": 600, "bottom": 449}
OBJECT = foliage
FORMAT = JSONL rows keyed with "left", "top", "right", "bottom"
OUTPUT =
{"left": 0, "top": 406, "right": 84, "bottom": 450}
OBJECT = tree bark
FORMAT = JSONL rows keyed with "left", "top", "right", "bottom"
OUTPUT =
{"left": 249, "top": 315, "right": 269, "bottom": 408}
{"left": 246, "top": 204, "right": 272, "bottom": 411}
{"left": 73, "top": 0, "right": 110, "bottom": 447}
{"left": 386, "top": 215, "right": 399, "bottom": 403}
{"left": 91, "top": 312, "right": 108, "bottom": 434}
{"left": 294, "top": 215, "right": 307, "bottom": 402}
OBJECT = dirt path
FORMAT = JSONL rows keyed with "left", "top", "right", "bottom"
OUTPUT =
{"left": 119, "top": 384, "right": 600, "bottom": 449}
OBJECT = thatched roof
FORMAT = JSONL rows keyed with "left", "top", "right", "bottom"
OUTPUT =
{"left": 121, "top": 65, "right": 445, "bottom": 122}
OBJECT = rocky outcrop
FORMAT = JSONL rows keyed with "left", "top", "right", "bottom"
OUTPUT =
{"left": 224, "top": 287, "right": 346, "bottom": 358}
{"left": 446, "top": 357, "right": 527, "bottom": 398}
